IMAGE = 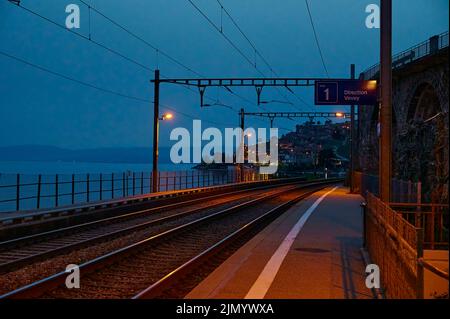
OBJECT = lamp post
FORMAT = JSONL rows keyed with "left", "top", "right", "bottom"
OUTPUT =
{"left": 152, "top": 69, "right": 174, "bottom": 193}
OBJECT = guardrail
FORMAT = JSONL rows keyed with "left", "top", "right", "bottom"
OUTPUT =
{"left": 362, "top": 32, "right": 449, "bottom": 80}
{"left": 363, "top": 193, "right": 449, "bottom": 299}
{"left": 0, "top": 169, "right": 268, "bottom": 213}
{"left": 364, "top": 192, "right": 423, "bottom": 298}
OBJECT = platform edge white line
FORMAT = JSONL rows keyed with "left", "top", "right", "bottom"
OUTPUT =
{"left": 244, "top": 186, "right": 338, "bottom": 299}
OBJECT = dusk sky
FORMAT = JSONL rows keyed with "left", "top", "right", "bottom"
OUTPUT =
{"left": 1, "top": 0, "right": 448, "bottom": 149}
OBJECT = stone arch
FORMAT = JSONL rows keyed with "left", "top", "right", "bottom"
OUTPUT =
{"left": 407, "top": 82, "right": 441, "bottom": 123}
{"left": 404, "top": 82, "right": 447, "bottom": 202}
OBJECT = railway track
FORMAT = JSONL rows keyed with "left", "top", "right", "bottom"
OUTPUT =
{"left": 0, "top": 180, "right": 339, "bottom": 299}
{"left": 0, "top": 182, "right": 307, "bottom": 274}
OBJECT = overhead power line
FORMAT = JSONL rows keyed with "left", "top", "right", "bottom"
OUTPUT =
{"left": 0, "top": 50, "right": 239, "bottom": 128}
{"left": 77, "top": 0, "right": 202, "bottom": 78}
{"left": 5, "top": 0, "right": 259, "bottom": 115}
{"left": 305, "top": 0, "right": 330, "bottom": 78}
{"left": 211, "top": 0, "right": 312, "bottom": 111}
{"left": 187, "top": 0, "right": 295, "bottom": 109}
{"left": 0, "top": 50, "right": 151, "bottom": 103}
{"left": 76, "top": 0, "right": 264, "bottom": 112}
{"left": 5, "top": 0, "right": 154, "bottom": 73}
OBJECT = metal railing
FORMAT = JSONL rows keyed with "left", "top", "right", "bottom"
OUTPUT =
{"left": 364, "top": 193, "right": 449, "bottom": 299}
{"left": 362, "top": 32, "right": 449, "bottom": 80}
{"left": 0, "top": 169, "right": 268, "bottom": 213}
{"left": 390, "top": 203, "right": 449, "bottom": 250}
{"left": 364, "top": 192, "right": 423, "bottom": 298}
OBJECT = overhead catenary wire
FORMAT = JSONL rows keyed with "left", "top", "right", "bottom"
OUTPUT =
{"left": 0, "top": 50, "right": 239, "bottom": 128}
{"left": 205, "top": 0, "right": 313, "bottom": 112}
{"left": 4, "top": 0, "right": 296, "bottom": 131}
{"left": 0, "top": 50, "right": 150, "bottom": 103}
{"left": 305, "top": 0, "right": 330, "bottom": 78}
{"left": 5, "top": 0, "right": 252, "bottom": 114}
{"left": 76, "top": 0, "right": 264, "bottom": 112}
{"left": 6, "top": 0, "right": 155, "bottom": 73}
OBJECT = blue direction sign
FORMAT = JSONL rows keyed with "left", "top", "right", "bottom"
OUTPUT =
{"left": 315, "top": 80, "right": 377, "bottom": 105}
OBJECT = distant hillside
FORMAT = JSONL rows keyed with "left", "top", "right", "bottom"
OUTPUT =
{"left": 0, "top": 145, "right": 174, "bottom": 163}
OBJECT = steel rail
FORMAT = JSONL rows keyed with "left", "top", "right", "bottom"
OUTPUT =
{"left": 0, "top": 183, "right": 303, "bottom": 273}
{"left": 133, "top": 187, "right": 322, "bottom": 299}
{"left": 0, "top": 179, "right": 340, "bottom": 299}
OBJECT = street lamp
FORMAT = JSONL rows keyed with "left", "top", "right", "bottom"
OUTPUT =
{"left": 152, "top": 108, "right": 173, "bottom": 193}
{"left": 335, "top": 112, "right": 345, "bottom": 118}
{"left": 160, "top": 113, "right": 173, "bottom": 121}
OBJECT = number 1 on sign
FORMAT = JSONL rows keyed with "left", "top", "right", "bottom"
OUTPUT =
{"left": 324, "top": 88, "right": 329, "bottom": 101}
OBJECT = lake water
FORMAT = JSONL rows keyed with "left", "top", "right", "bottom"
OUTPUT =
{"left": 0, "top": 161, "right": 194, "bottom": 174}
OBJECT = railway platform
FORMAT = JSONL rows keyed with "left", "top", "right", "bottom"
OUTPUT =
{"left": 187, "top": 186, "right": 374, "bottom": 299}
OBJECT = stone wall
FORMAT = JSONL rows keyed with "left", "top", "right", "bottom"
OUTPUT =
{"left": 357, "top": 48, "right": 448, "bottom": 203}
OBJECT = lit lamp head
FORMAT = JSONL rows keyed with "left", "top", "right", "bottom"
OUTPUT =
{"left": 365, "top": 80, "right": 377, "bottom": 91}
{"left": 160, "top": 113, "right": 173, "bottom": 121}
{"left": 335, "top": 112, "right": 345, "bottom": 118}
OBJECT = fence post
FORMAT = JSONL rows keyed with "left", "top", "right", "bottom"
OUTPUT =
{"left": 416, "top": 228, "right": 424, "bottom": 299}
{"left": 166, "top": 173, "right": 169, "bottom": 191}
{"left": 55, "top": 174, "right": 59, "bottom": 207}
{"left": 86, "top": 173, "right": 90, "bottom": 202}
{"left": 16, "top": 174, "right": 20, "bottom": 211}
{"left": 71, "top": 174, "right": 75, "bottom": 204}
{"left": 99, "top": 173, "right": 103, "bottom": 201}
{"left": 158, "top": 172, "right": 161, "bottom": 192}
{"left": 111, "top": 173, "right": 115, "bottom": 199}
{"left": 141, "top": 172, "right": 144, "bottom": 194}
{"left": 361, "top": 202, "right": 367, "bottom": 248}
{"left": 133, "top": 172, "right": 136, "bottom": 196}
{"left": 122, "top": 173, "right": 126, "bottom": 197}
{"left": 36, "top": 174, "right": 42, "bottom": 209}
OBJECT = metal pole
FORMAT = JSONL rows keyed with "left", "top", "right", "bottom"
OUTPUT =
{"left": 350, "top": 64, "right": 355, "bottom": 192}
{"left": 16, "top": 174, "right": 20, "bottom": 211}
{"left": 240, "top": 108, "right": 245, "bottom": 182}
{"left": 100, "top": 173, "right": 103, "bottom": 201}
{"left": 152, "top": 69, "right": 160, "bottom": 193}
{"left": 380, "top": 0, "right": 392, "bottom": 202}
{"left": 86, "top": 173, "right": 90, "bottom": 202}
{"left": 37, "top": 174, "right": 41, "bottom": 209}
{"left": 55, "top": 174, "right": 59, "bottom": 207}
{"left": 72, "top": 174, "right": 75, "bottom": 204}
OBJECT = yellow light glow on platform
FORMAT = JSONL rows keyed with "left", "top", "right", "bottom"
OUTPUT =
{"left": 335, "top": 112, "right": 344, "bottom": 118}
